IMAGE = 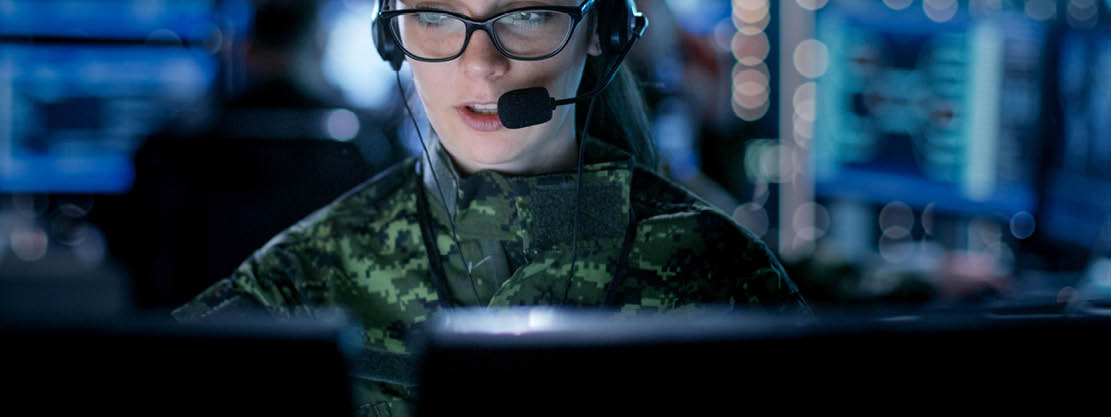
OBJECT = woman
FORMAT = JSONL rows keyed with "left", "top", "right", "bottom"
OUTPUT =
{"left": 174, "top": 0, "right": 807, "bottom": 413}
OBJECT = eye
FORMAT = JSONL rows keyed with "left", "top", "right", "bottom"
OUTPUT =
{"left": 416, "top": 12, "right": 450, "bottom": 26}
{"left": 502, "top": 11, "right": 551, "bottom": 27}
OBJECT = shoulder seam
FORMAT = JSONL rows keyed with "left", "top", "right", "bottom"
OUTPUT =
{"left": 631, "top": 166, "right": 723, "bottom": 219}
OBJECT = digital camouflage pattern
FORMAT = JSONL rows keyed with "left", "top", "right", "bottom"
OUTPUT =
{"left": 173, "top": 139, "right": 808, "bottom": 416}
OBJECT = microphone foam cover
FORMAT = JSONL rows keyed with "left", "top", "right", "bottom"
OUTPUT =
{"left": 498, "top": 87, "right": 555, "bottom": 129}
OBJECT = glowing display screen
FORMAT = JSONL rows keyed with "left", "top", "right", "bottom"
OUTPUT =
{"left": 0, "top": 45, "right": 217, "bottom": 193}
{"left": 0, "top": 0, "right": 222, "bottom": 41}
{"left": 812, "top": 5, "right": 1046, "bottom": 217}
{"left": 0, "top": 0, "right": 254, "bottom": 193}
{"left": 1042, "top": 30, "right": 1111, "bottom": 249}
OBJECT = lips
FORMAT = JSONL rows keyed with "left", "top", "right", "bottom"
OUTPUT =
{"left": 456, "top": 102, "right": 504, "bottom": 132}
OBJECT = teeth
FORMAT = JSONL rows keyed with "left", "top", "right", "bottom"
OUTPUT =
{"left": 468, "top": 103, "right": 498, "bottom": 114}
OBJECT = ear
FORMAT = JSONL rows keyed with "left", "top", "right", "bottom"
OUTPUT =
{"left": 588, "top": 31, "right": 603, "bottom": 56}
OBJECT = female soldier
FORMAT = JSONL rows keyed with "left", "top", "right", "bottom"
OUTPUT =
{"left": 174, "top": 0, "right": 807, "bottom": 414}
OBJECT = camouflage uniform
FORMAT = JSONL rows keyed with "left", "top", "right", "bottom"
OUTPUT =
{"left": 173, "top": 138, "right": 807, "bottom": 416}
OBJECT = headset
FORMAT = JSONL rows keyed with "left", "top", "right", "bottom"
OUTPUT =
{"left": 371, "top": 0, "right": 647, "bottom": 307}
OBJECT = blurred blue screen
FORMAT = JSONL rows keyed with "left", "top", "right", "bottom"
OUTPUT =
{"left": 1042, "top": 29, "right": 1111, "bottom": 249}
{"left": 1, "top": 45, "right": 216, "bottom": 193}
{"left": 0, "top": 0, "right": 219, "bottom": 41}
{"left": 0, "top": 0, "right": 237, "bottom": 194}
{"left": 812, "top": 4, "right": 1046, "bottom": 217}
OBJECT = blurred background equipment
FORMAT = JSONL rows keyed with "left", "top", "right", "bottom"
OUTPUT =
{"left": 759, "top": 0, "right": 1111, "bottom": 311}
{"left": 0, "top": 0, "right": 406, "bottom": 310}
{"left": 0, "top": 0, "right": 1108, "bottom": 318}
{"left": 92, "top": 0, "right": 404, "bottom": 310}
{"left": 2, "top": 1, "right": 1111, "bottom": 413}
{"left": 0, "top": 0, "right": 234, "bottom": 194}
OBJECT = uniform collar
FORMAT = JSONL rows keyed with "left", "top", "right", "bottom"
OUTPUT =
{"left": 419, "top": 133, "right": 634, "bottom": 254}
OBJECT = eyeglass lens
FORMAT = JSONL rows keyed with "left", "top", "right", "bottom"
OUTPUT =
{"left": 391, "top": 9, "right": 574, "bottom": 59}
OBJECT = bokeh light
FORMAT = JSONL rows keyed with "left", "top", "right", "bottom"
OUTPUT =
{"left": 735, "top": 0, "right": 771, "bottom": 23}
{"left": 732, "top": 62, "right": 771, "bottom": 121}
{"left": 10, "top": 224, "right": 48, "bottom": 262}
{"left": 57, "top": 197, "right": 95, "bottom": 218}
{"left": 1067, "top": 0, "right": 1100, "bottom": 29}
{"left": 879, "top": 227, "right": 916, "bottom": 263}
{"left": 922, "top": 203, "right": 936, "bottom": 236}
{"left": 74, "top": 224, "right": 107, "bottom": 266}
{"left": 970, "top": 217, "right": 1003, "bottom": 248}
{"left": 795, "top": 0, "right": 829, "bottom": 11}
{"left": 1009, "top": 211, "right": 1037, "bottom": 239}
{"left": 793, "top": 82, "right": 817, "bottom": 122}
{"left": 51, "top": 216, "right": 89, "bottom": 247}
{"left": 731, "top": 0, "right": 771, "bottom": 122}
{"left": 793, "top": 202, "right": 831, "bottom": 241}
{"left": 743, "top": 139, "right": 784, "bottom": 183}
{"left": 734, "top": 203, "right": 770, "bottom": 238}
{"left": 883, "top": 0, "right": 914, "bottom": 10}
{"left": 924, "top": 0, "right": 959, "bottom": 23}
{"left": 793, "top": 114, "right": 814, "bottom": 146}
{"left": 793, "top": 39, "right": 830, "bottom": 79}
{"left": 323, "top": 108, "right": 360, "bottom": 141}
{"left": 732, "top": 32, "right": 770, "bottom": 66}
{"left": 1025, "top": 0, "right": 1058, "bottom": 20}
{"left": 879, "top": 201, "right": 915, "bottom": 233}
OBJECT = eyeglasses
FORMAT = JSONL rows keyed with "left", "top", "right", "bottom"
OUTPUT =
{"left": 380, "top": 0, "right": 595, "bottom": 62}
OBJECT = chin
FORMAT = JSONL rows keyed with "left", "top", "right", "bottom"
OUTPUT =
{"left": 449, "top": 131, "right": 528, "bottom": 171}
{"left": 466, "top": 141, "right": 526, "bottom": 169}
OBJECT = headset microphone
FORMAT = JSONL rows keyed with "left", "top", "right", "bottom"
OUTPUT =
{"left": 497, "top": 11, "right": 646, "bottom": 130}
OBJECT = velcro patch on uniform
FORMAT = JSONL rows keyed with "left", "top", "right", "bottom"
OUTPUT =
{"left": 529, "top": 182, "right": 626, "bottom": 250}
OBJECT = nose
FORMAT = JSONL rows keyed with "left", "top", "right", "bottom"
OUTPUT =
{"left": 459, "top": 29, "right": 509, "bottom": 81}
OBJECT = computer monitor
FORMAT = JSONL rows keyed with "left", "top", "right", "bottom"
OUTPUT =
{"left": 0, "top": 0, "right": 247, "bottom": 193}
{"left": 416, "top": 307, "right": 1111, "bottom": 415}
{"left": 812, "top": 3, "right": 1046, "bottom": 217}
{"left": 1040, "top": 26, "right": 1111, "bottom": 250}
{"left": 2, "top": 313, "right": 360, "bottom": 416}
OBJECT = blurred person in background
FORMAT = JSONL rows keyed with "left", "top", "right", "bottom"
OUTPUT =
{"left": 173, "top": 1, "right": 808, "bottom": 414}
{"left": 206, "top": 0, "right": 403, "bottom": 168}
{"left": 96, "top": 0, "right": 403, "bottom": 309}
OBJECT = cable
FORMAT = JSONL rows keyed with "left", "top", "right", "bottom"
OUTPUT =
{"left": 561, "top": 91, "right": 600, "bottom": 305}
{"left": 396, "top": 70, "right": 483, "bottom": 307}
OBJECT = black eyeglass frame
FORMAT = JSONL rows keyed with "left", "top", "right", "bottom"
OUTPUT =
{"left": 380, "top": 0, "right": 596, "bottom": 62}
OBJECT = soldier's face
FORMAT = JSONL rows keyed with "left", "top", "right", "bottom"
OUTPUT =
{"left": 405, "top": 0, "right": 601, "bottom": 175}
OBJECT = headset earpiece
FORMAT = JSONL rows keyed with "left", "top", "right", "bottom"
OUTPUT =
{"left": 596, "top": 0, "right": 641, "bottom": 57}
{"left": 373, "top": 0, "right": 403, "bottom": 71}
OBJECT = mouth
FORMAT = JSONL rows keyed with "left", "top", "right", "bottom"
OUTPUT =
{"left": 456, "top": 102, "right": 503, "bottom": 132}
{"left": 464, "top": 103, "right": 498, "bottom": 115}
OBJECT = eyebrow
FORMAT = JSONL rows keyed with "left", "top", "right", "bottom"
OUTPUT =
{"left": 401, "top": 1, "right": 459, "bottom": 11}
{"left": 400, "top": 1, "right": 577, "bottom": 16}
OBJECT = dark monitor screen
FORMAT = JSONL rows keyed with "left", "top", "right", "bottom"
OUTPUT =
{"left": 2, "top": 314, "right": 359, "bottom": 416}
{"left": 416, "top": 308, "right": 1111, "bottom": 415}
{"left": 812, "top": 4, "right": 1046, "bottom": 217}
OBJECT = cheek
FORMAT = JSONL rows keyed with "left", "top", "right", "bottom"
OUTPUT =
{"left": 410, "top": 64, "right": 458, "bottom": 129}
{"left": 410, "top": 65, "right": 442, "bottom": 105}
